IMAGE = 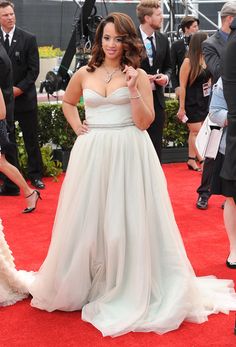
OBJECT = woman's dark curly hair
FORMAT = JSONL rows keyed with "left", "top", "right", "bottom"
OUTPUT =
{"left": 87, "top": 12, "right": 144, "bottom": 72}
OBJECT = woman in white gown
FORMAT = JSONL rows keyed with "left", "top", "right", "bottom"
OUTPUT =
{"left": 30, "top": 12, "right": 236, "bottom": 337}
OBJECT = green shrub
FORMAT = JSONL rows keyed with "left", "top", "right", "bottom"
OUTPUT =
{"left": 15, "top": 121, "right": 62, "bottom": 180}
{"left": 37, "top": 103, "right": 85, "bottom": 151}
{"left": 163, "top": 98, "right": 188, "bottom": 148}
{"left": 40, "top": 145, "right": 63, "bottom": 179}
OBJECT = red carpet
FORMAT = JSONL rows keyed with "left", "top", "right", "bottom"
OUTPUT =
{"left": 0, "top": 163, "right": 236, "bottom": 346}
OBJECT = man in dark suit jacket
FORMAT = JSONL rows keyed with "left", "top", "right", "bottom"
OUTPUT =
{"left": 0, "top": 1, "right": 45, "bottom": 193}
{"left": 196, "top": 1, "right": 236, "bottom": 210}
{"left": 136, "top": 0, "right": 172, "bottom": 162}
{"left": 170, "top": 16, "right": 199, "bottom": 98}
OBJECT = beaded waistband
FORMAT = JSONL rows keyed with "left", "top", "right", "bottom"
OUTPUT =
{"left": 88, "top": 122, "right": 135, "bottom": 129}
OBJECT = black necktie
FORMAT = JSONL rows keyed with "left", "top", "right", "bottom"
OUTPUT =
{"left": 4, "top": 33, "right": 10, "bottom": 53}
{"left": 147, "top": 36, "right": 156, "bottom": 62}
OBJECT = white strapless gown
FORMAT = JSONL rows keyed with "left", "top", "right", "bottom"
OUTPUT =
{"left": 0, "top": 219, "right": 31, "bottom": 306}
{"left": 30, "top": 88, "right": 236, "bottom": 336}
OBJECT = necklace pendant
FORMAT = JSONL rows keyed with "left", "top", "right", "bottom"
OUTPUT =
{"left": 105, "top": 75, "right": 111, "bottom": 83}
{"left": 103, "top": 66, "right": 120, "bottom": 84}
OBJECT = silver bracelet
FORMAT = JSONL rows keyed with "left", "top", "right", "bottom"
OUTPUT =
{"left": 129, "top": 92, "right": 141, "bottom": 99}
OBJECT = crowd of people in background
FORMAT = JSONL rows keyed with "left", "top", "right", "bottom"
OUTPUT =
{"left": 1, "top": 0, "right": 236, "bottom": 337}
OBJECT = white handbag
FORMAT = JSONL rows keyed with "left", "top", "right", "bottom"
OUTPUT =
{"left": 196, "top": 115, "right": 223, "bottom": 159}
{"left": 204, "top": 128, "right": 223, "bottom": 159}
{"left": 195, "top": 116, "right": 212, "bottom": 158}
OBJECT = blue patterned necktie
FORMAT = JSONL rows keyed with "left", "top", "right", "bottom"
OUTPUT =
{"left": 147, "top": 36, "right": 156, "bottom": 62}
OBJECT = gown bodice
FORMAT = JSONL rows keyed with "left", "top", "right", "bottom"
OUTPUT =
{"left": 83, "top": 87, "right": 134, "bottom": 126}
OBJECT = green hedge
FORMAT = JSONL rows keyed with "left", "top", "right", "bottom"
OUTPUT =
{"left": 37, "top": 103, "right": 85, "bottom": 151}
{"left": 163, "top": 98, "right": 188, "bottom": 148}
{"left": 16, "top": 122, "right": 63, "bottom": 180}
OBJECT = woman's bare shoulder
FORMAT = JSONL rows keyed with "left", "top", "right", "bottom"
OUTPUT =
{"left": 136, "top": 68, "right": 150, "bottom": 82}
{"left": 73, "top": 65, "right": 89, "bottom": 77}
{"left": 70, "top": 66, "right": 92, "bottom": 86}
{"left": 182, "top": 57, "right": 190, "bottom": 66}
{"left": 137, "top": 68, "right": 148, "bottom": 76}
{"left": 180, "top": 58, "right": 191, "bottom": 73}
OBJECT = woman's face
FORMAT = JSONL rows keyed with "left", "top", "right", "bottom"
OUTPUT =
{"left": 102, "top": 22, "right": 123, "bottom": 61}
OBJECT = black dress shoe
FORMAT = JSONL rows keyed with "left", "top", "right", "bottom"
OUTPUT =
{"left": 30, "top": 179, "right": 45, "bottom": 189}
{"left": 0, "top": 186, "right": 20, "bottom": 196}
{"left": 226, "top": 259, "right": 236, "bottom": 269}
{"left": 196, "top": 196, "right": 208, "bottom": 210}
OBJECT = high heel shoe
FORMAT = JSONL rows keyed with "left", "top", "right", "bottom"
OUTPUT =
{"left": 23, "top": 190, "right": 42, "bottom": 214}
{"left": 187, "top": 157, "right": 201, "bottom": 172}
{"left": 226, "top": 258, "right": 236, "bottom": 269}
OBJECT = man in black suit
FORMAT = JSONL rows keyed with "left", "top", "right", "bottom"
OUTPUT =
{"left": 136, "top": 0, "right": 172, "bottom": 162}
{"left": 170, "top": 16, "right": 199, "bottom": 99}
{"left": 0, "top": 1, "right": 45, "bottom": 193}
{"left": 196, "top": 1, "right": 236, "bottom": 210}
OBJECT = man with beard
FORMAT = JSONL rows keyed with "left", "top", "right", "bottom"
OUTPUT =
{"left": 136, "top": 0, "right": 172, "bottom": 162}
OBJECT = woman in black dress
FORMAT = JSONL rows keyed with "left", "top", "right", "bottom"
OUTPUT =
{"left": 177, "top": 32, "right": 211, "bottom": 171}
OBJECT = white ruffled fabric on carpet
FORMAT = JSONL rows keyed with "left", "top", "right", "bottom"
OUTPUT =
{"left": 0, "top": 218, "right": 31, "bottom": 306}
